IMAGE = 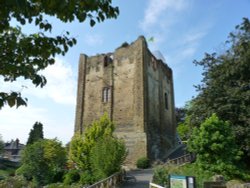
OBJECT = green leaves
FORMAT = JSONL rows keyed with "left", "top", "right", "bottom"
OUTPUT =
{"left": 90, "top": 19, "right": 96, "bottom": 27}
{"left": 177, "top": 115, "right": 193, "bottom": 141}
{"left": 26, "top": 122, "right": 44, "bottom": 145}
{"left": 39, "top": 21, "right": 52, "bottom": 32}
{"left": 69, "top": 114, "right": 126, "bottom": 185}
{"left": 0, "top": 134, "right": 4, "bottom": 154}
{"left": 188, "top": 114, "right": 243, "bottom": 178}
{"left": 188, "top": 18, "right": 250, "bottom": 163}
{"left": 0, "top": 92, "right": 27, "bottom": 110}
{"left": 90, "top": 137, "right": 126, "bottom": 180}
{"left": 17, "top": 139, "right": 66, "bottom": 186}
{"left": 0, "top": 26, "right": 78, "bottom": 109}
{"left": 0, "top": 0, "right": 119, "bottom": 109}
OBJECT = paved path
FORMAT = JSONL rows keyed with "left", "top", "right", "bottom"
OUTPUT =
{"left": 119, "top": 168, "right": 153, "bottom": 188}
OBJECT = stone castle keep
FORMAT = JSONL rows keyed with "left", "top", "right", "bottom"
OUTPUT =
{"left": 74, "top": 36, "right": 176, "bottom": 166}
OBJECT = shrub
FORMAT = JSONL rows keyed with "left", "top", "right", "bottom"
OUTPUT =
{"left": 52, "top": 170, "right": 65, "bottom": 183}
{"left": 63, "top": 170, "right": 80, "bottom": 185}
{"left": 80, "top": 171, "right": 94, "bottom": 186}
{"left": 45, "top": 182, "right": 82, "bottom": 188}
{"left": 16, "top": 139, "right": 66, "bottom": 186}
{"left": 152, "top": 163, "right": 213, "bottom": 188}
{"left": 0, "top": 135, "right": 4, "bottom": 155}
{"left": 0, "top": 176, "right": 34, "bottom": 188}
{"left": 188, "top": 114, "right": 243, "bottom": 179}
{"left": 0, "top": 168, "right": 16, "bottom": 178}
{"left": 153, "top": 166, "right": 169, "bottom": 186}
{"left": 136, "top": 157, "right": 150, "bottom": 169}
{"left": 90, "top": 136, "right": 126, "bottom": 181}
{"left": 69, "top": 114, "right": 126, "bottom": 185}
{"left": 69, "top": 113, "right": 115, "bottom": 174}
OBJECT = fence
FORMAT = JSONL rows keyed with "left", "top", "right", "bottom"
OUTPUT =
{"left": 149, "top": 153, "right": 195, "bottom": 188}
{"left": 86, "top": 153, "right": 194, "bottom": 188}
{"left": 165, "top": 153, "right": 195, "bottom": 166}
{"left": 86, "top": 172, "right": 122, "bottom": 188}
{"left": 149, "top": 182, "right": 165, "bottom": 188}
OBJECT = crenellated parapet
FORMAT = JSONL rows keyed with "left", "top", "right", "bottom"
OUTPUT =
{"left": 74, "top": 36, "right": 176, "bottom": 166}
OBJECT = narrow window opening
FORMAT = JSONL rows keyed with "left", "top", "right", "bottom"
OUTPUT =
{"left": 165, "top": 92, "right": 168, "bottom": 110}
{"left": 104, "top": 55, "right": 113, "bottom": 67}
{"left": 104, "top": 56, "right": 108, "bottom": 67}
{"left": 102, "top": 87, "right": 110, "bottom": 102}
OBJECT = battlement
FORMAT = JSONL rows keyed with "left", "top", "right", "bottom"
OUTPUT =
{"left": 74, "top": 36, "right": 176, "bottom": 166}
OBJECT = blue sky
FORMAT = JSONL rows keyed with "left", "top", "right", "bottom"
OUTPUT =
{"left": 1, "top": 0, "right": 250, "bottom": 144}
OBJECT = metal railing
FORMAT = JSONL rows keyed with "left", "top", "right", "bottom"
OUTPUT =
{"left": 149, "top": 182, "right": 165, "bottom": 188}
{"left": 165, "top": 153, "right": 195, "bottom": 166}
{"left": 149, "top": 153, "right": 195, "bottom": 188}
{"left": 86, "top": 172, "right": 122, "bottom": 188}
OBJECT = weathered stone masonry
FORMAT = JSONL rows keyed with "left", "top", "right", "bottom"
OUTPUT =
{"left": 74, "top": 36, "right": 176, "bottom": 166}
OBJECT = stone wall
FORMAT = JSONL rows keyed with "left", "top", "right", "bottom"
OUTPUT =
{"left": 143, "top": 45, "right": 176, "bottom": 160}
{"left": 113, "top": 37, "right": 147, "bottom": 166}
{"left": 74, "top": 54, "right": 87, "bottom": 134}
{"left": 74, "top": 36, "right": 176, "bottom": 166}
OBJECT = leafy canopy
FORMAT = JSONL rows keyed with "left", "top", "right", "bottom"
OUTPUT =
{"left": 175, "top": 107, "right": 187, "bottom": 125}
{"left": 0, "top": 134, "right": 4, "bottom": 154}
{"left": 177, "top": 115, "right": 192, "bottom": 141}
{"left": 186, "top": 18, "right": 250, "bottom": 160}
{"left": 26, "top": 121, "right": 44, "bottom": 145}
{"left": 176, "top": 102, "right": 196, "bottom": 141}
{"left": 68, "top": 114, "right": 126, "bottom": 185}
{"left": 17, "top": 139, "right": 66, "bottom": 186}
{"left": 69, "top": 114, "right": 114, "bottom": 171}
{"left": 0, "top": 0, "right": 119, "bottom": 109}
{"left": 90, "top": 136, "right": 126, "bottom": 180}
{"left": 188, "top": 114, "right": 243, "bottom": 179}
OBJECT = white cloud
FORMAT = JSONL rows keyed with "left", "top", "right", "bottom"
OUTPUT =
{"left": 0, "top": 105, "right": 47, "bottom": 143}
{"left": 0, "top": 105, "right": 74, "bottom": 144}
{"left": 140, "top": 0, "right": 190, "bottom": 51}
{"left": 182, "top": 31, "right": 207, "bottom": 46}
{"left": 27, "top": 57, "right": 76, "bottom": 105}
{"left": 161, "top": 29, "right": 208, "bottom": 80}
{"left": 177, "top": 31, "right": 207, "bottom": 59}
{"left": 177, "top": 29, "right": 209, "bottom": 61}
{"left": 0, "top": 57, "right": 76, "bottom": 105}
{"left": 0, "top": 57, "right": 76, "bottom": 144}
{"left": 181, "top": 47, "right": 196, "bottom": 58}
{"left": 140, "top": 0, "right": 187, "bottom": 32}
{"left": 139, "top": 0, "right": 210, "bottom": 54}
{"left": 84, "top": 34, "right": 103, "bottom": 46}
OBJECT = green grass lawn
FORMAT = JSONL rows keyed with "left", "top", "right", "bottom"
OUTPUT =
{"left": 0, "top": 168, "right": 16, "bottom": 180}
{"left": 0, "top": 159, "right": 19, "bottom": 180}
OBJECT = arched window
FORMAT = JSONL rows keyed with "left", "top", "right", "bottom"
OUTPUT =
{"left": 102, "top": 87, "right": 111, "bottom": 102}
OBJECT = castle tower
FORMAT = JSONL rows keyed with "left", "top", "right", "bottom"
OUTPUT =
{"left": 74, "top": 36, "right": 176, "bottom": 166}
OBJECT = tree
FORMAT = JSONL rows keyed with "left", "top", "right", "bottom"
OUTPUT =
{"left": 17, "top": 139, "right": 66, "bottom": 186}
{"left": 188, "top": 114, "right": 243, "bottom": 179}
{"left": 187, "top": 18, "right": 250, "bottom": 163}
{"left": 69, "top": 114, "right": 114, "bottom": 171}
{"left": 90, "top": 136, "right": 126, "bottom": 180}
{"left": 177, "top": 115, "right": 192, "bottom": 141}
{"left": 0, "top": 0, "right": 119, "bottom": 109}
{"left": 68, "top": 114, "right": 126, "bottom": 185}
{"left": 0, "top": 134, "right": 4, "bottom": 154}
{"left": 176, "top": 103, "right": 193, "bottom": 141}
{"left": 175, "top": 107, "right": 187, "bottom": 125}
{"left": 26, "top": 121, "right": 44, "bottom": 145}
